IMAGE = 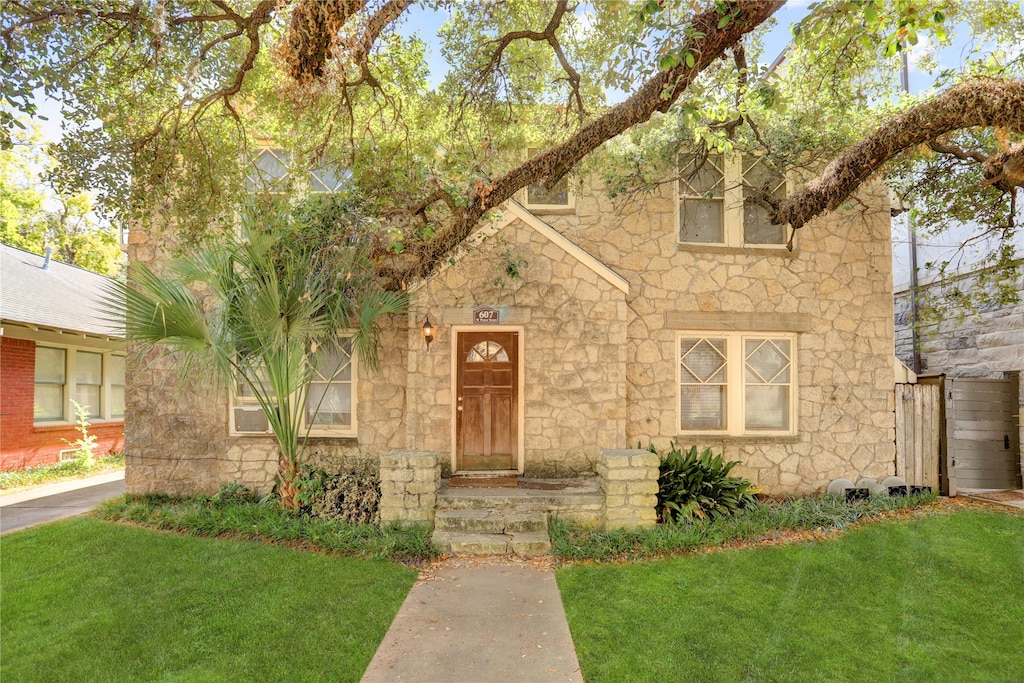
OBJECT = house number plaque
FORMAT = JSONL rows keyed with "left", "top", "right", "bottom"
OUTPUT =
{"left": 473, "top": 307, "right": 500, "bottom": 324}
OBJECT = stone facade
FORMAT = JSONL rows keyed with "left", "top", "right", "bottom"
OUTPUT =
{"left": 127, "top": 171, "right": 897, "bottom": 498}
{"left": 125, "top": 226, "right": 409, "bottom": 496}
{"left": 538, "top": 176, "right": 896, "bottom": 491}
{"left": 406, "top": 211, "right": 628, "bottom": 477}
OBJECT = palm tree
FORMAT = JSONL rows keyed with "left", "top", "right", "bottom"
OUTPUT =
{"left": 108, "top": 200, "right": 407, "bottom": 509}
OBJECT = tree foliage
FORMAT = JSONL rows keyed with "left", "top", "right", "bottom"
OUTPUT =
{"left": 0, "top": 124, "right": 124, "bottom": 275}
{"left": 2, "top": 0, "right": 1022, "bottom": 293}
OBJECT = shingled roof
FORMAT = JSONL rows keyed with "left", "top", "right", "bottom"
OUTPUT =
{"left": 0, "top": 243, "right": 123, "bottom": 338}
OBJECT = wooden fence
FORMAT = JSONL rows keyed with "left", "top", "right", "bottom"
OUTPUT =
{"left": 895, "top": 382, "right": 941, "bottom": 490}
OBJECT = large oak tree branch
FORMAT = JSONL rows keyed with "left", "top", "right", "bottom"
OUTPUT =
{"left": 401, "top": 0, "right": 785, "bottom": 281}
{"left": 775, "top": 77, "right": 1024, "bottom": 231}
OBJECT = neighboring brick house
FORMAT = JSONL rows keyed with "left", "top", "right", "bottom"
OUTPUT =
{"left": 1, "top": 244, "right": 125, "bottom": 470}
{"left": 126, "top": 151, "right": 902, "bottom": 497}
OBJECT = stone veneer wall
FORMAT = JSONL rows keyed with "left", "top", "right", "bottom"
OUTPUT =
{"left": 125, "top": 226, "right": 409, "bottom": 496}
{"left": 407, "top": 220, "right": 628, "bottom": 477}
{"left": 894, "top": 270, "right": 1024, "bottom": 459}
{"left": 128, "top": 172, "right": 897, "bottom": 497}
{"left": 540, "top": 177, "right": 897, "bottom": 493}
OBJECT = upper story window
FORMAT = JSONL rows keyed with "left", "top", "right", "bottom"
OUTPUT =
{"left": 524, "top": 147, "right": 575, "bottom": 212}
{"left": 678, "top": 153, "right": 789, "bottom": 248}
{"left": 678, "top": 332, "right": 797, "bottom": 436}
{"left": 309, "top": 166, "right": 352, "bottom": 194}
{"left": 246, "top": 148, "right": 350, "bottom": 196}
{"left": 34, "top": 345, "right": 126, "bottom": 423}
{"left": 246, "top": 149, "right": 291, "bottom": 193}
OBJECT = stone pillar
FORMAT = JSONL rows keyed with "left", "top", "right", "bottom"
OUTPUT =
{"left": 379, "top": 450, "right": 441, "bottom": 525}
{"left": 598, "top": 448, "right": 659, "bottom": 529}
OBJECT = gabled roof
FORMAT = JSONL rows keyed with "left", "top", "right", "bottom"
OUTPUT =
{"left": 0, "top": 243, "right": 123, "bottom": 338}
{"left": 411, "top": 199, "right": 629, "bottom": 294}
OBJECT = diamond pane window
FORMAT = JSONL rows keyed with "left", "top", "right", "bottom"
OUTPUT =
{"left": 742, "top": 156, "right": 787, "bottom": 245}
{"left": 679, "top": 154, "right": 725, "bottom": 244}
{"left": 680, "top": 338, "right": 727, "bottom": 431}
{"left": 525, "top": 148, "right": 572, "bottom": 208}
{"left": 246, "top": 149, "right": 290, "bottom": 193}
{"left": 305, "top": 337, "right": 354, "bottom": 429}
{"left": 678, "top": 333, "right": 796, "bottom": 435}
{"left": 744, "top": 339, "right": 792, "bottom": 431}
{"left": 678, "top": 154, "right": 789, "bottom": 248}
{"left": 310, "top": 165, "right": 351, "bottom": 193}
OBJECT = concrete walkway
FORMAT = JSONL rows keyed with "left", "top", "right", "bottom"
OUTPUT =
{"left": 362, "top": 557, "right": 584, "bottom": 683}
{"left": 0, "top": 471, "right": 125, "bottom": 534}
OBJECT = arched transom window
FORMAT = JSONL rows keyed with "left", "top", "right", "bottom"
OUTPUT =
{"left": 466, "top": 341, "right": 509, "bottom": 363}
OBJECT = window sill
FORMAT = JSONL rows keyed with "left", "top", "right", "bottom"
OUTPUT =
{"left": 34, "top": 419, "right": 124, "bottom": 433}
{"left": 229, "top": 433, "right": 358, "bottom": 444}
{"left": 676, "top": 434, "right": 801, "bottom": 444}
{"left": 677, "top": 244, "right": 798, "bottom": 258}
{"left": 304, "top": 435, "right": 358, "bottom": 445}
{"left": 525, "top": 206, "right": 576, "bottom": 216}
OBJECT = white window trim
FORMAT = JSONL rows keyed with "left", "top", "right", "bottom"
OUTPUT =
{"left": 676, "top": 331, "right": 798, "bottom": 437}
{"left": 228, "top": 335, "right": 358, "bottom": 438}
{"left": 676, "top": 153, "right": 792, "bottom": 249}
{"left": 33, "top": 344, "right": 126, "bottom": 425}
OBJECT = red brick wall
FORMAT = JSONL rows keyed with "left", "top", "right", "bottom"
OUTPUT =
{"left": 1, "top": 337, "right": 124, "bottom": 471}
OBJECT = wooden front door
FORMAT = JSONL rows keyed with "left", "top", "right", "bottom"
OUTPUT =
{"left": 456, "top": 330, "right": 518, "bottom": 471}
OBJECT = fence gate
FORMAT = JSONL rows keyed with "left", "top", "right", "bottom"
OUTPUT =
{"left": 945, "top": 377, "right": 1022, "bottom": 495}
{"left": 895, "top": 382, "right": 941, "bottom": 490}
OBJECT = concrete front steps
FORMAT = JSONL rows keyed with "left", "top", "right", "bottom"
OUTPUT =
{"left": 431, "top": 509, "right": 551, "bottom": 557}
{"left": 431, "top": 478, "right": 606, "bottom": 557}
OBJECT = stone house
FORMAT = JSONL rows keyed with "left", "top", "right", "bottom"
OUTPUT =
{"left": 0, "top": 243, "right": 126, "bottom": 470}
{"left": 127, "top": 150, "right": 901, "bottom": 502}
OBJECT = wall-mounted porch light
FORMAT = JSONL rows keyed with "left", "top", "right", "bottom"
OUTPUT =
{"left": 422, "top": 317, "right": 435, "bottom": 350}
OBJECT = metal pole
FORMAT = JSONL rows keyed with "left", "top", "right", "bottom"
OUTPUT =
{"left": 902, "top": 50, "right": 922, "bottom": 374}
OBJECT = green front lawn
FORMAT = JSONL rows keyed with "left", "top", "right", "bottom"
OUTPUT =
{"left": 558, "top": 509, "right": 1024, "bottom": 682}
{"left": 1, "top": 518, "right": 416, "bottom": 682}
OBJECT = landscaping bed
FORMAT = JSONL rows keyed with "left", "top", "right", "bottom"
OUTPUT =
{"left": 550, "top": 491, "right": 941, "bottom": 562}
{"left": 0, "top": 453, "right": 124, "bottom": 492}
{"left": 95, "top": 491, "right": 440, "bottom": 561}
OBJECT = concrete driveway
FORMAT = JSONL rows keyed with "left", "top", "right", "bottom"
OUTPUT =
{"left": 0, "top": 471, "right": 125, "bottom": 534}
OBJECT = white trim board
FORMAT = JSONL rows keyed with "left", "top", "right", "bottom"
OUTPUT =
{"left": 409, "top": 199, "right": 629, "bottom": 294}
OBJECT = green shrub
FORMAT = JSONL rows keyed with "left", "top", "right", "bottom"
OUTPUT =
{"left": 209, "top": 482, "right": 261, "bottom": 507}
{"left": 296, "top": 462, "right": 380, "bottom": 524}
{"left": 95, "top": 494, "right": 439, "bottom": 560}
{"left": 654, "top": 443, "right": 758, "bottom": 523}
{"left": 550, "top": 491, "right": 939, "bottom": 562}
